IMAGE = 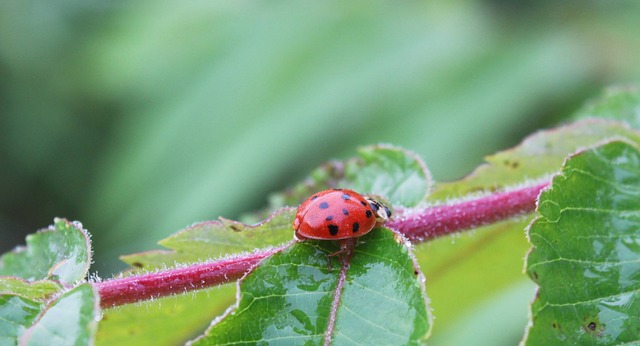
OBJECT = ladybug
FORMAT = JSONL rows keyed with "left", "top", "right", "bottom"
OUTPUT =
{"left": 293, "top": 188, "right": 391, "bottom": 242}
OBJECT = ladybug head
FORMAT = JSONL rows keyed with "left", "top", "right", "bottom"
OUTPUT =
{"left": 365, "top": 196, "right": 392, "bottom": 223}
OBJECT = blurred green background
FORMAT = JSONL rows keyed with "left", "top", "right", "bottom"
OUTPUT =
{"left": 3, "top": 1, "right": 640, "bottom": 344}
{"left": 2, "top": 0, "right": 639, "bottom": 276}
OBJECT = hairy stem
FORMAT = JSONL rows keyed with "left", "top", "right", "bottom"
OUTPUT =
{"left": 95, "top": 182, "right": 548, "bottom": 307}
{"left": 96, "top": 245, "right": 291, "bottom": 308}
{"left": 387, "top": 182, "right": 549, "bottom": 242}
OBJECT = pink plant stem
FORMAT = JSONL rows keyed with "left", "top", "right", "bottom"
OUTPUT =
{"left": 95, "top": 182, "right": 548, "bottom": 308}
{"left": 96, "top": 246, "right": 289, "bottom": 308}
{"left": 387, "top": 182, "right": 548, "bottom": 242}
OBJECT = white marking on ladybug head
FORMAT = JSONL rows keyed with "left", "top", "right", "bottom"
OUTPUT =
{"left": 365, "top": 196, "right": 391, "bottom": 223}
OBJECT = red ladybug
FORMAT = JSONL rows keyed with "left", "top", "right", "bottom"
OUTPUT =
{"left": 293, "top": 188, "right": 391, "bottom": 241}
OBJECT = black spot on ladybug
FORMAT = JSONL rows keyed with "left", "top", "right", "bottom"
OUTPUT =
{"left": 319, "top": 202, "right": 329, "bottom": 209}
{"left": 326, "top": 215, "right": 333, "bottom": 221}
{"left": 587, "top": 322, "right": 597, "bottom": 331}
{"left": 342, "top": 208, "right": 349, "bottom": 215}
{"left": 341, "top": 193, "right": 351, "bottom": 200}
{"left": 365, "top": 210, "right": 372, "bottom": 218}
{"left": 353, "top": 222, "right": 360, "bottom": 233}
{"left": 311, "top": 195, "right": 319, "bottom": 200}
{"left": 328, "top": 224, "right": 339, "bottom": 236}
{"left": 360, "top": 201, "right": 367, "bottom": 206}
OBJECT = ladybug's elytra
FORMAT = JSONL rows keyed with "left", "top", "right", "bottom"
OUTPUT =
{"left": 293, "top": 188, "right": 391, "bottom": 241}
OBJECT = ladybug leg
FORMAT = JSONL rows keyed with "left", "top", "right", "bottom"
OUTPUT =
{"left": 326, "top": 238, "right": 357, "bottom": 272}
{"left": 326, "top": 249, "right": 343, "bottom": 272}
{"left": 326, "top": 255, "right": 334, "bottom": 272}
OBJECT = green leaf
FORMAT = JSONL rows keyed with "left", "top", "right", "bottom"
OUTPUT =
{"left": 345, "top": 144, "right": 431, "bottom": 207}
{"left": 417, "top": 90, "right": 640, "bottom": 342}
{"left": 0, "top": 277, "right": 61, "bottom": 301}
{"left": 0, "top": 218, "right": 91, "bottom": 285}
{"left": 110, "top": 211, "right": 297, "bottom": 346}
{"left": 121, "top": 208, "right": 295, "bottom": 270}
{"left": 523, "top": 140, "right": 640, "bottom": 345}
{"left": 259, "top": 145, "right": 431, "bottom": 219}
{"left": 0, "top": 221, "right": 92, "bottom": 345}
{"left": 0, "top": 295, "right": 44, "bottom": 345}
{"left": 429, "top": 118, "right": 640, "bottom": 201}
{"left": 417, "top": 218, "right": 533, "bottom": 334}
{"left": 573, "top": 86, "right": 640, "bottom": 128}
{"left": 20, "top": 283, "right": 100, "bottom": 346}
{"left": 192, "top": 228, "right": 431, "bottom": 345}
{"left": 115, "top": 209, "right": 296, "bottom": 344}
{"left": 96, "top": 285, "right": 236, "bottom": 346}
{"left": 428, "top": 280, "right": 535, "bottom": 346}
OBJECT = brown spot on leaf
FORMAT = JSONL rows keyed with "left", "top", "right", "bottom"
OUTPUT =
{"left": 504, "top": 159, "right": 520, "bottom": 169}
{"left": 582, "top": 317, "right": 604, "bottom": 336}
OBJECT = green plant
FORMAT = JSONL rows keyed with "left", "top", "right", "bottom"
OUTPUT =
{"left": 2, "top": 87, "right": 640, "bottom": 345}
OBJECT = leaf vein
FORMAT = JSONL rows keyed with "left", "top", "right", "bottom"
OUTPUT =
{"left": 529, "top": 256, "right": 640, "bottom": 269}
{"left": 544, "top": 288, "right": 640, "bottom": 307}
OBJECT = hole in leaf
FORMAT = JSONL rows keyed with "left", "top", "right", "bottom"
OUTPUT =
{"left": 582, "top": 317, "right": 604, "bottom": 336}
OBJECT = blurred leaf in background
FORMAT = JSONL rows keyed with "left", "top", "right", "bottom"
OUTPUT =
{"left": 2, "top": 1, "right": 640, "bottom": 345}
{"left": 2, "top": 0, "right": 639, "bottom": 271}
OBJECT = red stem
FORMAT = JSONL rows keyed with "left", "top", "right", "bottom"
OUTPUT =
{"left": 96, "top": 246, "right": 289, "bottom": 308}
{"left": 387, "top": 182, "right": 549, "bottom": 242}
{"left": 95, "top": 182, "right": 548, "bottom": 308}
